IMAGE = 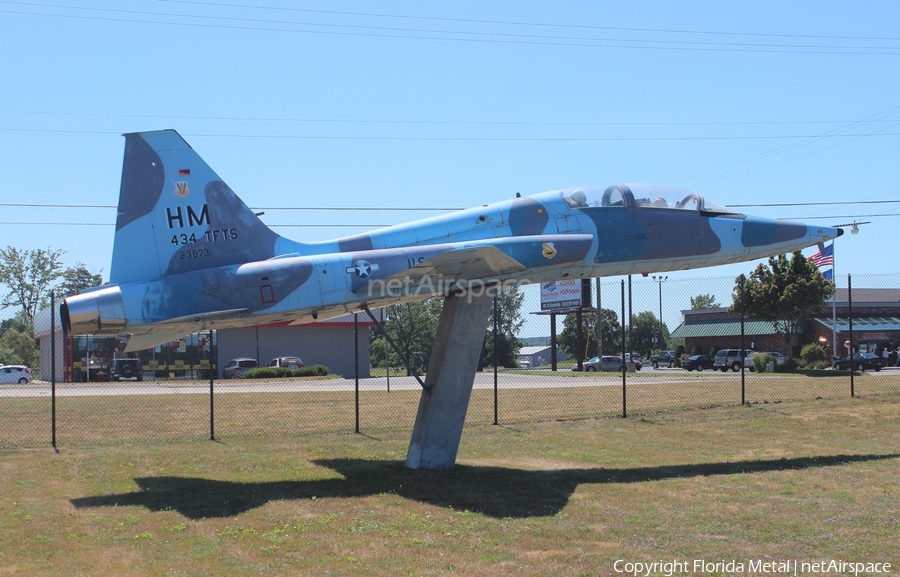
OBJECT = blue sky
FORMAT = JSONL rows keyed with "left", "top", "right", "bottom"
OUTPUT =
{"left": 1, "top": 1, "right": 899, "bottom": 329}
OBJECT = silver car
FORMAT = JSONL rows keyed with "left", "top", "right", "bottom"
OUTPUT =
{"left": 223, "top": 358, "right": 258, "bottom": 378}
{"left": 0, "top": 365, "right": 34, "bottom": 384}
{"left": 268, "top": 356, "right": 304, "bottom": 369}
{"left": 583, "top": 356, "right": 625, "bottom": 372}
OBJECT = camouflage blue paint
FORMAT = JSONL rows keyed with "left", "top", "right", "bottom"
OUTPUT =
{"left": 338, "top": 234, "right": 375, "bottom": 253}
{"left": 741, "top": 217, "right": 807, "bottom": 248}
{"left": 63, "top": 129, "right": 843, "bottom": 352}
{"left": 163, "top": 180, "right": 282, "bottom": 275}
{"left": 508, "top": 197, "right": 550, "bottom": 236}
{"left": 115, "top": 134, "right": 165, "bottom": 231}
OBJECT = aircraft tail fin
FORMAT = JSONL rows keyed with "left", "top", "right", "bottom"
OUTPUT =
{"left": 110, "top": 130, "right": 297, "bottom": 284}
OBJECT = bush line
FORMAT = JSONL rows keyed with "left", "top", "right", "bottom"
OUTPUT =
{"left": 241, "top": 365, "right": 329, "bottom": 379}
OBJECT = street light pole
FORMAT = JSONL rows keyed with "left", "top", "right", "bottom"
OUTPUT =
{"left": 652, "top": 275, "right": 668, "bottom": 351}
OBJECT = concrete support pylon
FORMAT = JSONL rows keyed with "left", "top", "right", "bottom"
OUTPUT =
{"left": 405, "top": 288, "right": 493, "bottom": 470}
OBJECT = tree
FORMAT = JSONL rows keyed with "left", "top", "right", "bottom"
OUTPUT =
{"left": 481, "top": 285, "right": 526, "bottom": 368}
{"left": 0, "top": 310, "right": 30, "bottom": 337}
{"left": 730, "top": 251, "right": 835, "bottom": 352}
{"left": 0, "top": 310, "right": 39, "bottom": 367}
{"left": 690, "top": 293, "right": 721, "bottom": 310}
{"left": 0, "top": 324, "right": 39, "bottom": 368}
{"left": 626, "top": 311, "right": 668, "bottom": 359}
{"left": 57, "top": 262, "right": 104, "bottom": 297}
{"left": 369, "top": 298, "right": 443, "bottom": 374}
{"left": 0, "top": 246, "right": 66, "bottom": 323}
{"left": 558, "top": 308, "right": 621, "bottom": 363}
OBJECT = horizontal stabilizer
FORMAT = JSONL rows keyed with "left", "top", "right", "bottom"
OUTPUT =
{"left": 121, "top": 308, "right": 250, "bottom": 352}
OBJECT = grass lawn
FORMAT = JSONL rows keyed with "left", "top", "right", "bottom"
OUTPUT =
{"left": 1, "top": 392, "right": 898, "bottom": 575}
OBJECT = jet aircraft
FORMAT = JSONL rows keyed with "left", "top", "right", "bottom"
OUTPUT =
{"left": 63, "top": 129, "right": 841, "bottom": 350}
{"left": 61, "top": 129, "right": 842, "bottom": 469}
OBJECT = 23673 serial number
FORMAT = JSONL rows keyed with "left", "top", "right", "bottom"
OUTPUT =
{"left": 179, "top": 248, "right": 210, "bottom": 259}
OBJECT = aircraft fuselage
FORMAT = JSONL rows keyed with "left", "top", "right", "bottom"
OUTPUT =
{"left": 61, "top": 131, "right": 841, "bottom": 352}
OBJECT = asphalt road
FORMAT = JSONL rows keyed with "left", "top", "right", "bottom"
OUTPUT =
{"left": 3, "top": 367, "right": 894, "bottom": 398}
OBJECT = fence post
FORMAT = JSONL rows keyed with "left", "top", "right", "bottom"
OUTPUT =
{"left": 848, "top": 274, "right": 854, "bottom": 397}
{"left": 493, "top": 294, "right": 498, "bottom": 426}
{"left": 621, "top": 279, "right": 626, "bottom": 418}
{"left": 550, "top": 313, "right": 557, "bottom": 371}
{"left": 209, "top": 329, "right": 215, "bottom": 441}
{"left": 355, "top": 312, "right": 360, "bottom": 434}
{"left": 740, "top": 274, "right": 746, "bottom": 405}
{"left": 627, "top": 275, "right": 632, "bottom": 363}
{"left": 51, "top": 292, "right": 57, "bottom": 448}
{"left": 596, "top": 278, "right": 602, "bottom": 358}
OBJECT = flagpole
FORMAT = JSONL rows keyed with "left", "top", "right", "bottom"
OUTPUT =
{"left": 831, "top": 241, "right": 837, "bottom": 360}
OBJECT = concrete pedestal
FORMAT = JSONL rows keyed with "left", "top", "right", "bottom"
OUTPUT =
{"left": 405, "top": 289, "right": 493, "bottom": 470}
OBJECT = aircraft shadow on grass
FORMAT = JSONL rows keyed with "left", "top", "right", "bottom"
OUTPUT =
{"left": 71, "top": 453, "right": 898, "bottom": 520}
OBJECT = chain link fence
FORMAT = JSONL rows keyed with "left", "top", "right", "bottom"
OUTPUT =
{"left": 3, "top": 272, "right": 900, "bottom": 449}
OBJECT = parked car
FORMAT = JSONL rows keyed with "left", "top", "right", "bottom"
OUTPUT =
{"left": 110, "top": 358, "right": 143, "bottom": 381}
{"left": 0, "top": 365, "right": 33, "bottom": 384}
{"left": 223, "top": 358, "right": 258, "bottom": 378}
{"left": 833, "top": 352, "right": 883, "bottom": 372}
{"left": 583, "top": 355, "right": 625, "bottom": 372}
{"left": 681, "top": 354, "right": 715, "bottom": 372}
{"left": 764, "top": 352, "right": 789, "bottom": 365}
{"left": 650, "top": 350, "right": 676, "bottom": 369}
{"left": 268, "top": 356, "right": 304, "bottom": 369}
{"left": 624, "top": 353, "right": 643, "bottom": 371}
{"left": 713, "top": 349, "right": 755, "bottom": 372}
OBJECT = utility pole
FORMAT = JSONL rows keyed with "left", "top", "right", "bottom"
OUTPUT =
{"left": 652, "top": 275, "right": 668, "bottom": 351}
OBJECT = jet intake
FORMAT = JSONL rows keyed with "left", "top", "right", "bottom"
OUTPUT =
{"left": 61, "top": 286, "right": 127, "bottom": 335}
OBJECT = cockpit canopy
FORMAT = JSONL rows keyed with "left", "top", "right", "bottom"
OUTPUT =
{"left": 563, "top": 183, "right": 739, "bottom": 215}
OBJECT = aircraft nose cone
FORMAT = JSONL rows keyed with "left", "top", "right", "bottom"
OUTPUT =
{"left": 739, "top": 218, "right": 842, "bottom": 258}
{"left": 742, "top": 218, "right": 807, "bottom": 247}
{"left": 809, "top": 224, "right": 843, "bottom": 242}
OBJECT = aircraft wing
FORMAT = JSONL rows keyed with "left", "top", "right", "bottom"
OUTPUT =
{"left": 390, "top": 245, "right": 526, "bottom": 281}
{"left": 384, "top": 234, "right": 594, "bottom": 283}
{"left": 120, "top": 308, "right": 252, "bottom": 352}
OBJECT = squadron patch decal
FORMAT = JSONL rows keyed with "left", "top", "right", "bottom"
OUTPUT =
{"left": 542, "top": 242, "right": 557, "bottom": 259}
{"left": 174, "top": 181, "right": 191, "bottom": 198}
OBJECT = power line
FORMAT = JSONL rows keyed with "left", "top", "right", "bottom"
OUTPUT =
{"left": 729, "top": 200, "right": 900, "bottom": 208}
{"left": 2, "top": 2, "right": 899, "bottom": 54}
{"left": 3, "top": 127, "right": 900, "bottom": 141}
{"left": 784, "top": 214, "right": 900, "bottom": 220}
{"left": 0, "top": 203, "right": 461, "bottom": 211}
{"left": 158, "top": 0, "right": 900, "bottom": 43}
{"left": 0, "top": 221, "right": 390, "bottom": 227}
{"left": 7, "top": 109, "right": 900, "bottom": 128}
{"left": 663, "top": 106, "right": 900, "bottom": 188}
{"left": 4, "top": 199, "right": 900, "bottom": 210}
{"left": 6, "top": 215, "right": 897, "bottom": 227}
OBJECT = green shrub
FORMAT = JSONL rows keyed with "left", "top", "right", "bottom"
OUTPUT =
{"left": 242, "top": 367, "right": 279, "bottom": 379}
{"left": 751, "top": 353, "right": 798, "bottom": 373}
{"left": 752, "top": 353, "right": 773, "bottom": 373}
{"left": 776, "top": 358, "right": 799, "bottom": 373}
{"left": 800, "top": 343, "right": 827, "bottom": 366}
{"left": 242, "top": 365, "right": 329, "bottom": 379}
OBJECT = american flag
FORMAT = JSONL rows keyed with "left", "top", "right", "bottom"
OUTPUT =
{"left": 809, "top": 244, "right": 834, "bottom": 268}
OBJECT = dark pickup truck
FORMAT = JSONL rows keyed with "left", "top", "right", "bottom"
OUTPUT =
{"left": 650, "top": 350, "right": 676, "bottom": 369}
